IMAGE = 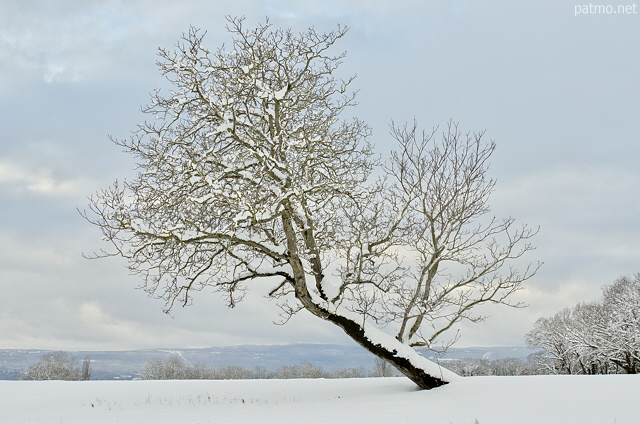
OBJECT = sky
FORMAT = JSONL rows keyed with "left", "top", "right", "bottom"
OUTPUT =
{"left": 1, "top": 0, "right": 638, "bottom": 351}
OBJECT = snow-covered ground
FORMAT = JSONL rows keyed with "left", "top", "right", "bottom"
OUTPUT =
{"left": 2, "top": 375, "right": 639, "bottom": 424}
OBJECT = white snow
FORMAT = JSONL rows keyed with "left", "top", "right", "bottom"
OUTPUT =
{"left": 274, "top": 86, "right": 287, "bottom": 100}
{"left": 215, "top": 121, "right": 233, "bottom": 133}
{"left": 358, "top": 323, "right": 461, "bottom": 383}
{"left": 2, "top": 375, "right": 638, "bottom": 424}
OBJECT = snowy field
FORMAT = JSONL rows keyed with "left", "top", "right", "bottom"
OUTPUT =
{"left": 2, "top": 375, "right": 639, "bottom": 424}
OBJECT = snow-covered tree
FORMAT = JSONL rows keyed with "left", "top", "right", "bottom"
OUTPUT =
{"left": 141, "top": 354, "right": 217, "bottom": 380}
{"left": 527, "top": 274, "right": 640, "bottom": 374}
{"left": 84, "top": 18, "right": 538, "bottom": 389}
{"left": 599, "top": 275, "right": 640, "bottom": 373}
{"left": 23, "top": 352, "right": 82, "bottom": 381}
{"left": 526, "top": 304, "right": 606, "bottom": 374}
{"left": 526, "top": 308, "right": 575, "bottom": 374}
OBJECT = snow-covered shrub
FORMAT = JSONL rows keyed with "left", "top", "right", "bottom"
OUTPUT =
{"left": 216, "top": 365, "right": 254, "bottom": 380}
{"left": 271, "top": 362, "right": 326, "bottom": 379}
{"left": 141, "top": 355, "right": 216, "bottom": 380}
{"left": 23, "top": 352, "right": 83, "bottom": 381}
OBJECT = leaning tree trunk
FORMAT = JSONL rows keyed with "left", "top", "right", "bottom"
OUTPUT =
{"left": 299, "top": 291, "right": 458, "bottom": 389}
{"left": 286, "top": 253, "right": 453, "bottom": 385}
{"left": 282, "top": 211, "right": 458, "bottom": 389}
{"left": 325, "top": 311, "right": 456, "bottom": 389}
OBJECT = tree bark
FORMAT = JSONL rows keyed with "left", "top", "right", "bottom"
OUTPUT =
{"left": 296, "top": 287, "right": 454, "bottom": 389}
{"left": 325, "top": 312, "right": 451, "bottom": 389}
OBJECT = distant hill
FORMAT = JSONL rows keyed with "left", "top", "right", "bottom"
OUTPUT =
{"left": 0, "top": 344, "right": 538, "bottom": 380}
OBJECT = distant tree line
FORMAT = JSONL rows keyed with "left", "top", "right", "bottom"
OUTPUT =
{"left": 526, "top": 274, "right": 640, "bottom": 375}
{"left": 140, "top": 354, "right": 550, "bottom": 379}
{"left": 140, "top": 354, "right": 399, "bottom": 380}
{"left": 19, "top": 350, "right": 548, "bottom": 380}
{"left": 443, "top": 357, "right": 545, "bottom": 377}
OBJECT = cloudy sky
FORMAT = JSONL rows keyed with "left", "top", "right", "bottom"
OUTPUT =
{"left": 1, "top": 0, "right": 638, "bottom": 351}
